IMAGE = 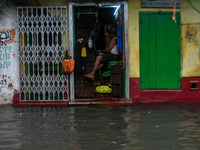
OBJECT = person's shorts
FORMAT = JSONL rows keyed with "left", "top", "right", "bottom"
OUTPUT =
{"left": 101, "top": 53, "right": 119, "bottom": 64}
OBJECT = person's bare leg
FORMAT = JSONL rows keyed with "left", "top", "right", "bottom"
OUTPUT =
{"left": 85, "top": 55, "right": 102, "bottom": 78}
{"left": 98, "top": 64, "right": 104, "bottom": 69}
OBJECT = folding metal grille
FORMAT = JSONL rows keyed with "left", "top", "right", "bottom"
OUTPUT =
{"left": 17, "top": 7, "right": 69, "bottom": 102}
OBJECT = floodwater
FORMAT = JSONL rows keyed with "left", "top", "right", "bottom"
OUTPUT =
{"left": 0, "top": 103, "right": 200, "bottom": 150}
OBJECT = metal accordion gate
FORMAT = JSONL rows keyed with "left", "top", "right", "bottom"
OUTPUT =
{"left": 17, "top": 6, "right": 69, "bottom": 102}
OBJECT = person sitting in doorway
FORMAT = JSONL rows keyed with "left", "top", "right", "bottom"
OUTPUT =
{"left": 84, "top": 28, "right": 119, "bottom": 78}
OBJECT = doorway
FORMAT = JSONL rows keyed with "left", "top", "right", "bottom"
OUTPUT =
{"left": 69, "top": 2, "right": 129, "bottom": 100}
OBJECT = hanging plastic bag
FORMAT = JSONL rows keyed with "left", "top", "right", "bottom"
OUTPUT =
{"left": 62, "top": 51, "right": 75, "bottom": 74}
{"left": 88, "top": 36, "right": 93, "bottom": 49}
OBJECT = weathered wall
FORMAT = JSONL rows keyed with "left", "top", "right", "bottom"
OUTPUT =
{"left": 38, "top": 0, "right": 68, "bottom": 6}
{"left": 181, "top": 0, "right": 200, "bottom": 77}
{"left": 0, "top": 0, "right": 68, "bottom": 104}
{"left": 128, "top": 0, "right": 177, "bottom": 78}
{"left": 0, "top": 1, "right": 19, "bottom": 104}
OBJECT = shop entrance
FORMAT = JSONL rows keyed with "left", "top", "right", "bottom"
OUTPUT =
{"left": 69, "top": 2, "right": 129, "bottom": 100}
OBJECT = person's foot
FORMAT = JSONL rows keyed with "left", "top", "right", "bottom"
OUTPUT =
{"left": 84, "top": 74, "right": 95, "bottom": 79}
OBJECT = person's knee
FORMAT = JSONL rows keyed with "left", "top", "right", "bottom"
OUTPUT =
{"left": 96, "top": 55, "right": 102, "bottom": 61}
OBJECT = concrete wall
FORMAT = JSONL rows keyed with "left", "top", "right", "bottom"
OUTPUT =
{"left": 0, "top": 1, "right": 19, "bottom": 104}
{"left": 181, "top": 0, "right": 200, "bottom": 77}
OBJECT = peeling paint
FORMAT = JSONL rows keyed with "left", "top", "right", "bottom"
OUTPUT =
{"left": 182, "top": 23, "right": 200, "bottom": 77}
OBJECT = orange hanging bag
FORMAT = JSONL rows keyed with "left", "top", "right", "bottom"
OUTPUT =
{"left": 62, "top": 51, "right": 75, "bottom": 74}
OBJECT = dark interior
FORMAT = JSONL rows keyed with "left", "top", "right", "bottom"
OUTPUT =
{"left": 74, "top": 6, "right": 123, "bottom": 98}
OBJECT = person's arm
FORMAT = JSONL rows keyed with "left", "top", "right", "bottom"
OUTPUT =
{"left": 97, "top": 38, "right": 117, "bottom": 53}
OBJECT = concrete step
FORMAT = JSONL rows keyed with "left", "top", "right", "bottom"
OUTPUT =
{"left": 68, "top": 98, "right": 133, "bottom": 106}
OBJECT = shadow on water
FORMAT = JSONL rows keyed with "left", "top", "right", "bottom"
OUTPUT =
{"left": 0, "top": 103, "right": 200, "bottom": 150}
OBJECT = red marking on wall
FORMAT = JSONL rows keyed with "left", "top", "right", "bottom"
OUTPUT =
{"left": 130, "top": 77, "right": 200, "bottom": 103}
{"left": 12, "top": 53, "right": 15, "bottom": 58}
{"left": 8, "top": 83, "right": 13, "bottom": 88}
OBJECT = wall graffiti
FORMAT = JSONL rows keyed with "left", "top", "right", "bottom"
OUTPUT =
{"left": 0, "top": 45, "right": 13, "bottom": 69}
{"left": 0, "top": 29, "right": 16, "bottom": 45}
{"left": 0, "top": 29, "right": 15, "bottom": 69}
{"left": 0, "top": 2, "right": 18, "bottom": 104}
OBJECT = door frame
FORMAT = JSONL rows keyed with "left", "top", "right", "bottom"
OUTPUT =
{"left": 68, "top": 2, "right": 129, "bottom": 100}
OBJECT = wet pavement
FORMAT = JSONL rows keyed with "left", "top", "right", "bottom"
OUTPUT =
{"left": 0, "top": 103, "right": 200, "bottom": 150}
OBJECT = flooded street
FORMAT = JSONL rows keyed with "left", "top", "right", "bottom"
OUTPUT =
{"left": 0, "top": 103, "right": 200, "bottom": 150}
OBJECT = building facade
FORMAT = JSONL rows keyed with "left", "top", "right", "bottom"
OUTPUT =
{"left": 129, "top": 0, "right": 200, "bottom": 103}
{"left": 0, "top": 0, "right": 200, "bottom": 105}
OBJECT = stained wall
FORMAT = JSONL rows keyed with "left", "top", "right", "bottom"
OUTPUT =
{"left": 0, "top": 1, "right": 19, "bottom": 104}
{"left": 181, "top": 0, "right": 200, "bottom": 77}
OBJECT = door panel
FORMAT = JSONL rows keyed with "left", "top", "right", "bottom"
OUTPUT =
{"left": 149, "top": 15, "right": 157, "bottom": 89}
{"left": 140, "top": 14, "right": 151, "bottom": 89}
{"left": 140, "top": 12, "right": 181, "bottom": 89}
{"left": 140, "top": 14, "right": 157, "bottom": 89}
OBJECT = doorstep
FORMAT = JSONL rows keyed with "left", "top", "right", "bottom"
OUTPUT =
{"left": 68, "top": 98, "right": 133, "bottom": 106}
{"left": 14, "top": 102, "right": 68, "bottom": 107}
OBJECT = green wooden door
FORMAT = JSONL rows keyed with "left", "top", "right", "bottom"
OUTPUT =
{"left": 140, "top": 12, "right": 181, "bottom": 89}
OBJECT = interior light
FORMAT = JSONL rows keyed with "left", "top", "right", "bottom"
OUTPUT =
{"left": 114, "top": 5, "right": 120, "bottom": 15}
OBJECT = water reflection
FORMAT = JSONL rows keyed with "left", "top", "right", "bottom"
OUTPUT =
{"left": 125, "top": 103, "right": 200, "bottom": 150}
{"left": 178, "top": 105, "right": 200, "bottom": 150}
{"left": 0, "top": 107, "right": 22, "bottom": 149}
{"left": 0, "top": 103, "right": 199, "bottom": 150}
{"left": 73, "top": 107, "right": 130, "bottom": 150}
